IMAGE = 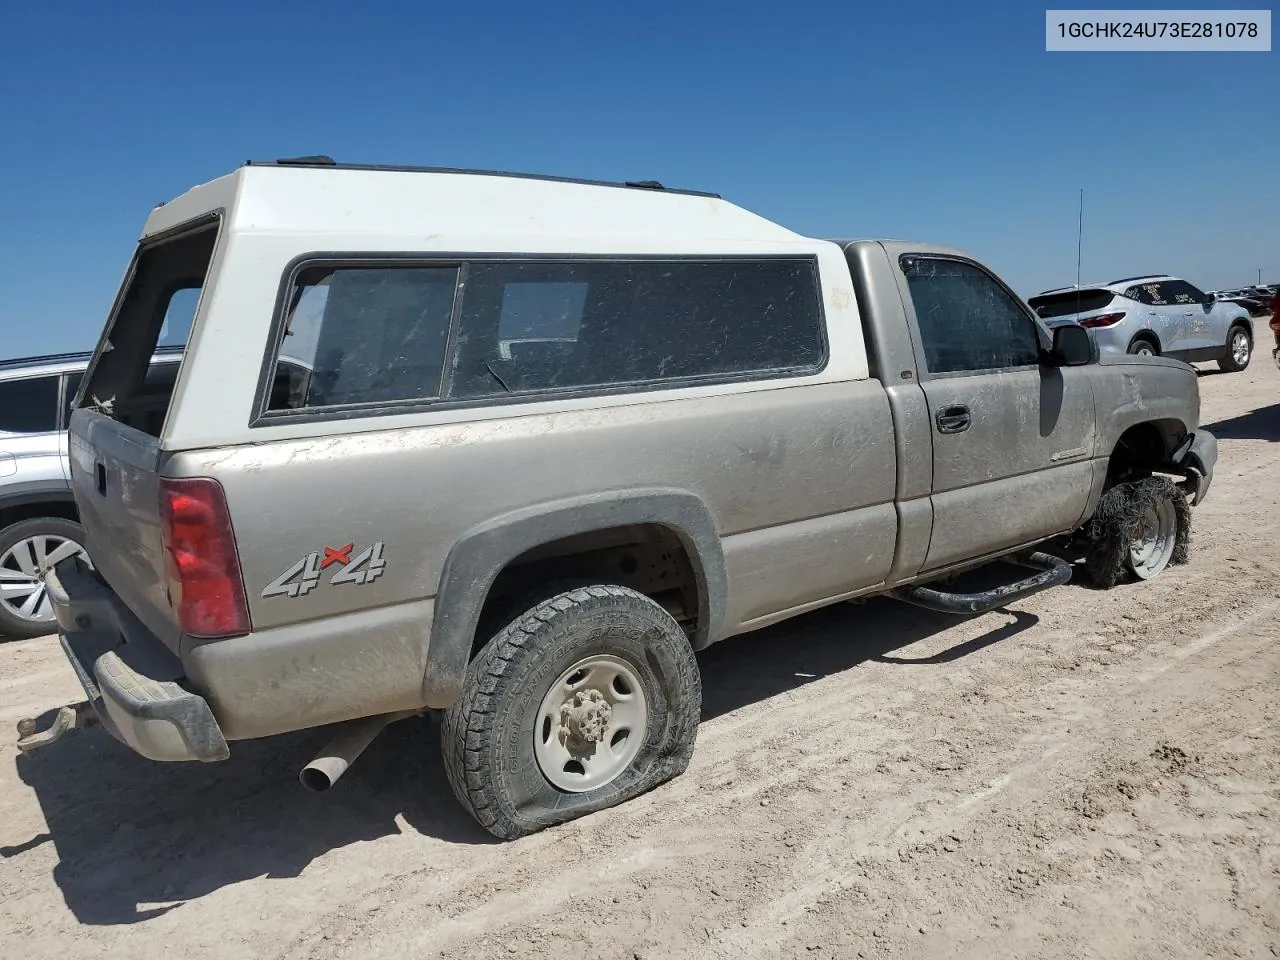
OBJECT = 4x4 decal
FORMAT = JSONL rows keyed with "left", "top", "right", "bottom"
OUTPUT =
{"left": 262, "top": 541, "right": 386, "bottom": 599}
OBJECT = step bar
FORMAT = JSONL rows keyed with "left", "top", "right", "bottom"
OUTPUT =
{"left": 892, "top": 551, "right": 1072, "bottom": 616}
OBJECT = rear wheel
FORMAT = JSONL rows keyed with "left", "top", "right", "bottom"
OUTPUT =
{"left": 1217, "top": 324, "right": 1252, "bottom": 372}
{"left": 1127, "top": 338, "right": 1158, "bottom": 357}
{"left": 0, "top": 518, "right": 88, "bottom": 640}
{"left": 442, "top": 583, "right": 701, "bottom": 839}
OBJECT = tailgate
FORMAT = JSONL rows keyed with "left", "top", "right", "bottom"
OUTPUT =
{"left": 69, "top": 411, "right": 182, "bottom": 654}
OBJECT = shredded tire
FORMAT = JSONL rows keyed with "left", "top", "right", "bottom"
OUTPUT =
{"left": 1085, "top": 476, "right": 1190, "bottom": 589}
{"left": 441, "top": 583, "right": 701, "bottom": 840}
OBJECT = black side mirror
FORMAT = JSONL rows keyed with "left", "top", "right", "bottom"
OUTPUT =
{"left": 1052, "top": 323, "right": 1094, "bottom": 366}
{"left": 1204, "top": 292, "right": 1217, "bottom": 304}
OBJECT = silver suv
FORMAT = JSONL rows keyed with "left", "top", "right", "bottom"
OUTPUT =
{"left": 0, "top": 349, "right": 183, "bottom": 638}
{"left": 1028, "top": 275, "right": 1254, "bottom": 371}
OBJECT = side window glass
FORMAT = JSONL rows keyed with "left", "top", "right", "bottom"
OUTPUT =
{"left": 263, "top": 258, "right": 826, "bottom": 414}
{"left": 448, "top": 259, "right": 825, "bottom": 399}
{"left": 496, "top": 281, "right": 586, "bottom": 365}
{"left": 1163, "top": 280, "right": 1204, "bottom": 306}
{"left": 0, "top": 376, "right": 60, "bottom": 434}
{"left": 1127, "top": 282, "right": 1169, "bottom": 306}
{"left": 901, "top": 257, "right": 1041, "bottom": 374}
{"left": 266, "top": 266, "right": 459, "bottom": 410}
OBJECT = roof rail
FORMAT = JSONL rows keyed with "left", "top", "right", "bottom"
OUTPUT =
{"left": 1108, "top": 274, "right": 1170, "bottom": 285}
{"left": 0, "top": 350, "right": 92, "bottom": 370}
{"left": 243, "top": 158, "right": 721, "bottom": 199}
{"left": 0, "top": 343, "right": 184, "bottom": 371}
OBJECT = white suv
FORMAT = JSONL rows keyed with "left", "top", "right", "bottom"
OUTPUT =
{"left": 0, "top": 349, "right": 183, "bottom": 638}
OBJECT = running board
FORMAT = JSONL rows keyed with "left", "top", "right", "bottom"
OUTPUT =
{"left": 892, "top": 551, "right": 1072, "bottom": 615}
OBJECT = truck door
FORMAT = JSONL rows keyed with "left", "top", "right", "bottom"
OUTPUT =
{"left": 896, "top": 254, "right": 1097, "bottom": 572}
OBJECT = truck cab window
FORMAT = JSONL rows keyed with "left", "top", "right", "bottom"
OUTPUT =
{"left": 902, "top": 257, "right": 1041, "bottom": 374}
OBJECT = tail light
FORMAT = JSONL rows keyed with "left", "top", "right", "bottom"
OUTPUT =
{"left": 159, "top": 477, "right": 250, "bottom": 638}
{"left": 1079, "top": 312, "right": 1126, "bottom": 329}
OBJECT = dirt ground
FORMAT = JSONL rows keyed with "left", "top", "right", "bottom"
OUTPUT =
{"left": 3, "top": 330, "right": 1279, "bottom": 960}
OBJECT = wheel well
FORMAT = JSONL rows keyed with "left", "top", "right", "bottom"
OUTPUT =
{"left": 1129, "top": 330, "right": 1161, "bottom": 352}
{"left": 1228, "top": 319, "right": 1252, "bottom": 338}
{"left": 1105, "top": 420, "right": 1185, "bottom": 488}
{"left": 0, "top": 498, "right": 79, "bottom": 534}
{"left": 470, "top": 524, "right": 700, "bottom": 660}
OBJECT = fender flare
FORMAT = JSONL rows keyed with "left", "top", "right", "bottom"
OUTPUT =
{"left": 0, "top": 483, "right": 78, "bottom": 518}
{"left": 422, "top": 488, "right": 726, "bottom": 708}
{"left": 1127, "top": 329, "right": 1162, "bottom": 353}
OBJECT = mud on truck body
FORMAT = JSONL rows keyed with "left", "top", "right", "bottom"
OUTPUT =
{"left": 18, "top": 159, "right": 1216, "bottom": 838}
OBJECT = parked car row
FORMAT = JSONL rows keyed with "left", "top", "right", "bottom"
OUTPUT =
{"left": 1208, "top": 285, "right": 1278, "bottom": 318}
{"left": 1027, "top": 274, "right": 1255, "bottom": 372}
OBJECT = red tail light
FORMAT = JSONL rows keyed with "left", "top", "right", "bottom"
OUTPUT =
{"left": 1079, "top": 312, "right": 1126, "bottom": 329}
{"left": 159, "top": 477, "right": 250, "bottom": 638}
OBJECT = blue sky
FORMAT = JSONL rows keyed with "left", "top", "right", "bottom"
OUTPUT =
{"left": 0, "top": 0, "right": 1276, "bottom": 358}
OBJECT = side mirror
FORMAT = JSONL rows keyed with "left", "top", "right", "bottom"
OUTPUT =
{"left": 1205, "top": 292, "right": 1217, "bottom": 304}
{"left": 1051, "top": 323, "right": 1094, "bottom": 366}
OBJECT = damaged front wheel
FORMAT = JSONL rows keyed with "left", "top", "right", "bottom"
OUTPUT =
{"left": 1086, "top": 477, "right": 1190, "bottom": 589}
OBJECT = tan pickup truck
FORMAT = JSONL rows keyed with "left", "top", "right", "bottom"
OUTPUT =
{"left": 18, "top": 158, "right": 1216, "bottom": 838}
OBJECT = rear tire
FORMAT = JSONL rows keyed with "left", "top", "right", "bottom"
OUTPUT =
{"left": 442, "top": 583, "right": 701, "bottom": 839}
{"left": 0, "top": 517, "right": 87, "bottom": 640}
{"left": 1085, "top": 477, "right": 1189, "bottom": 589}
{"left": 1217, "top": 324, "right": 1252, "bottom": 372}
{"left": 1127, "top": 337, "right": 1158, "bottom": 357}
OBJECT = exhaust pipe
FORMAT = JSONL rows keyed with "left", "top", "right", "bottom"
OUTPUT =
{"left": 299, "top": 711, "right": 415, "bottom": 792}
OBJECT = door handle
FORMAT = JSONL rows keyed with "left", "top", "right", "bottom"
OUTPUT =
{"left": 935, "top": 404, "right": 971, "bottom": 434}
{"left": 95, "top": 461, "right": 107, "bottom": 496}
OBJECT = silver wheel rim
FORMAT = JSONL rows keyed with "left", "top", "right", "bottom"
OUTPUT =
{"left": 534, "top": 654, "right": 649, "bottom": 793}
{"left": 1127, "top": 499, "right": 1176, "bottom": 580}
{"left": 1231, "top": 331, "right": 1250, "bottom": 365}
{"left": 1134, "top": 343, "right": 1154, "bottom": 356}
{"left": 0, "top": 534, "right": 89, "bottom": 625}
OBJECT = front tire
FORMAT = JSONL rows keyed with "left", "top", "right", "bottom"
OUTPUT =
{"left": 442, "top": 583, "right": 701, "bottom": 839}
{"left": 1085, "top": 477, "right": 1189, "bottom": 589}
{"left": 1217, "top": 324, "right": 1252, "bottom": 372}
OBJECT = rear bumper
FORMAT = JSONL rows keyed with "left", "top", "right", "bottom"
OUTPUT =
{"left": 46, "top": 557, "right": 228, "bottom": 763}
{"left": 1172, "top": 429, "right": 1217, "bottom": 506}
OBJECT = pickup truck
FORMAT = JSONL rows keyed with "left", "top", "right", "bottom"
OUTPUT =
{"left": 18, "top": 159, "right": 1217, "bottom": 839}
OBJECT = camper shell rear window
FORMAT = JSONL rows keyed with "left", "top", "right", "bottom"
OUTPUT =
{"left": 78, "top": 218, "right": 218, "bottom": 437}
